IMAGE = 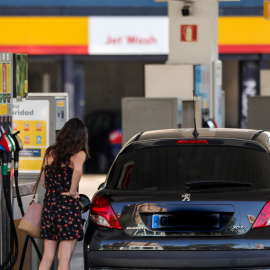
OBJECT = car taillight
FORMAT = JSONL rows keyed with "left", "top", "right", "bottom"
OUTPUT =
{"left": 109, "top": 130, "right": 122, "bottom": 144}
{"left": 90, "top": 195, "right": 122, "bottom": 229}
{"left": 178, "top": 140, "right": 208, "bottom": 144}
{"left": 252, "top": 201, "right": 270, "bottom": 229}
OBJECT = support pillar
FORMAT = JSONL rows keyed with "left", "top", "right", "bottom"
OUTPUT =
{"left": 167, "top": 0, "right": 219, "bottom": 122}
{"left": 74, "top": 63, "right": 85, "bottom": 120}
{"left": 63, "top": 55, "right": 75, "bottom": 119}
{"left": 145, "top": 0, "right": 238, "bottom": 128}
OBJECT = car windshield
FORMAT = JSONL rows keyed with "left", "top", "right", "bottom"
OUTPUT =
{"left": 106, "top": 145, "right": 270, "bottom": 191}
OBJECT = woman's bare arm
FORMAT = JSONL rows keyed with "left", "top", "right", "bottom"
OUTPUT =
{"left": 41, "top": 155, "right": 47, "bottom": 188}
{"left": 69, "top": 151, "right": 86, "bottom": 195}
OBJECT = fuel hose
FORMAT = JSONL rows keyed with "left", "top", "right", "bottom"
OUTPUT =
{"left": 0, "top": 150, "right": 19, "bottom": 270}
{"left": 10, "top": 131, "right": 42, "bottom": 269}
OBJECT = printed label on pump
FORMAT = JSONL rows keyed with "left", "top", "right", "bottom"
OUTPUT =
{"left": 24, "top": 122, "right": 29, "bottom": 131}
{"left": 13, "top": 100, "right": 49, "bottom": 172}
{"left": 13, "top": 120, "right": 47, "bottom": 146}
{"left": 7, "top": 63, "right": 11, "bottom": 93}
{"left": 0, "top": 104, "right": 7, "bottom": 114}
{"left": 36, "top": 122, "right": 42, "bottom": 131}
{"left": 25, "top": 80, "right": 28, "bottom": 94}
{"left": 13, "top": 120, "right": 47, "bottom": 170}
{"left": 24, "top": 135, "right": 30, "bottom": 144}
{"left": 20, "top": 149, "right": 41, "bottom": 157}
{"left": 0, "top": 64, "right": 3, "bottom": 103}
{"left": 0, "top": 64, "right": 3, "bottom": 93}
{"left": 13, "top": 122, "right": 18, "bottom": 131}
{"left": 3, "top": 63, "right": 6, "bottom": 93}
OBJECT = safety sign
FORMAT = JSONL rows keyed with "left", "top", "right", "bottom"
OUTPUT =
{"left": 13, "top": 100, "right": 49, "bottom": 172}
{"left": 181, "top": 25, "right": 197, "bottom": 42}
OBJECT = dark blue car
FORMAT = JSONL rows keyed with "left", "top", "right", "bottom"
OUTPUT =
{"left": 84, "top": 128, "right": 270, "bottom": 269}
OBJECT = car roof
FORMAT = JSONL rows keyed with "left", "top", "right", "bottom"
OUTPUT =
{"left": 125, "top": 128, "right": 270, "bottom": 152}
{"left": 139, "top": 128, "right": 260, "bottom": 141}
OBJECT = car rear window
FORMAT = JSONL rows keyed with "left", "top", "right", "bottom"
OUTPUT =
{"left": 106, "top": 145, "right": 270, "bottom": 191}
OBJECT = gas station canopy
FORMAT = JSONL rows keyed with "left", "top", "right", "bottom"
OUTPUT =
{"left": 0, "top": 10, "right": 269, "bottom": 55}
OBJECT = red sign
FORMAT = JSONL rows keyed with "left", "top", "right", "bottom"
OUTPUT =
{"left": 181, "top": 25, "right": 197, "bottom": 42}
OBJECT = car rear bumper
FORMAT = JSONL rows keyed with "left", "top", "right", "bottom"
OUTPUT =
{"left": 85, "top": 250, "right": 270, "bottom": 269}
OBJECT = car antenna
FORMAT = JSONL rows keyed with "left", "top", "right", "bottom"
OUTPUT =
{"left": 192, "top": 90, "right": 199, "bottom": 139}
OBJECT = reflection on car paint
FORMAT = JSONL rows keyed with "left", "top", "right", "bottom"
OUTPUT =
{"left": 121, "top": 202, "right": 253, "bottom": 237}
{"left": 247, "top": 214, "right": 255, "bottom": 225}
{"left": 117, "top": 162, "right": 134, "bottom": 190}
{"left": 119, "top": 242, "right": 164, "bottom": 250}
{"left": 255, "top": 243, "right": 264, "bottom": 249}
{"left": 99, "top": 239, "right": 260, "bottom": 251}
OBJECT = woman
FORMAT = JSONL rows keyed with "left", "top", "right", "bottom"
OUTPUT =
{"left": 39, "top": 118, "right": 89, "bottom": 270}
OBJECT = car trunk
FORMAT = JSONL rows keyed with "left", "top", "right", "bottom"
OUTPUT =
{"left": 104, "top": 141, "right": 270, "bottom": 237}
{"left": 104, "top": 190, "right": 270, "bottom": 237}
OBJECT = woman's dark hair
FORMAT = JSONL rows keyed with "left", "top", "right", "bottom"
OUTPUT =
{"left": 45, "top": 118, "right": 89, "bottom": 169}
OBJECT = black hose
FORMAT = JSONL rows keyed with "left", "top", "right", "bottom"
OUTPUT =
{"left": 0, "top": 176, "right": 19, "bottom": 270}
{"left": 0, "top": 189, "right": 15, "bottom": 269}
{"left": 0, "top": 128, "right": 19, "bottom": 269}
{"left": 18, "top": 234, "right": 42, "bottom": 270}
{"left": 19, "top": 235, "right": 29, "bottom": 270}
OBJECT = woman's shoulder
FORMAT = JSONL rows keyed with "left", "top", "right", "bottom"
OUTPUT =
{"left": 75, "top": 150, "right": 86, "bottom": 157}
{"left": 71, "top": 151, "right": 87, "bottom": 161}
{"left": 70, "top": 151, "right": 86, "bottom": 169}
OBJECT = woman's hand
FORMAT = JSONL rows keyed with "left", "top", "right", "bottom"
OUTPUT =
{"left": 70, "top": 191, "right": 80, "bottom": 199}
{"left": 61, "top": 191, "right": 80, "bottom": 199}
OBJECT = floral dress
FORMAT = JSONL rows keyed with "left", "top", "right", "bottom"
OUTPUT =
{"left": 40, "top": 165, "right": 83, "bottom": 241}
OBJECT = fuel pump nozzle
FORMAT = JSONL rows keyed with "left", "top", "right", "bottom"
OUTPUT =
{"left": 10, "top": 129, "right": 22, "bottom": 178}
{"left": 0, "top": 128, "right": 13, "bottom": 189}
{"left": 10, "top": 129, "right": 23, "bottom": 209}
{"left": 0, "top": 128, "right": 12, "bottom": 152}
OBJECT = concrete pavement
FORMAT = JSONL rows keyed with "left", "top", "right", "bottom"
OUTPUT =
{"left": 70, "top": 174, "right": 107, "bottom": 270}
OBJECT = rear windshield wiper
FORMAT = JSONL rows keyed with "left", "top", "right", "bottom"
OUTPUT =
{"left": 185, "top": 180, "right": 253, "bottom": 191}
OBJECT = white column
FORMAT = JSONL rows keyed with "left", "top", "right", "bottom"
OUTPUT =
{"left": 167, "top": 0, "right": 219, "bottom": 120}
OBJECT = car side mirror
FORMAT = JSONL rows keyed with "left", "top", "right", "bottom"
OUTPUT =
{"left": 79, "top": 194, "right": 91, "bottom": 213}
{"left": 98, "top": 182, "right": 105, "bottom": 190}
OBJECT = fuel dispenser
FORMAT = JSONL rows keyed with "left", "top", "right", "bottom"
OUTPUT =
{"left": 0, "top": 51, "right": 30, "bottom": 270}
{"left": 13, "top": 93, "right": 69, "bottom": 177}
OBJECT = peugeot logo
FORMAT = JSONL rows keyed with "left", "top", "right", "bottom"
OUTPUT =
{"left": 182, "top": 193, "right": 191, "bottom": 201}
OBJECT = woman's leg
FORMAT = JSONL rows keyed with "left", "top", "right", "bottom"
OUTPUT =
{"left": 39, "top": 239, "right": 58, "bottom": 270}
{"left": 57, "top": 239, "right": 77, "bottom": 270}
